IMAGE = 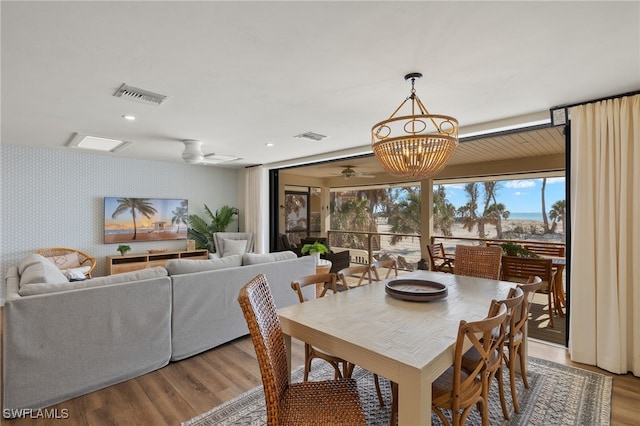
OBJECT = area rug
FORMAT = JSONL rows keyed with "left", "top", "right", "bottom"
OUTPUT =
{"left": 182, "top": 357, "right": 611, "bottom": 426}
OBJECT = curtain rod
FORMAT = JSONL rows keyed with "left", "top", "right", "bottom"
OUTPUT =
{"left": 551, "top": 89, "right": 640, "bottom": 111}
{"left": 550, "top": 89, "right": 640, "bottom": 126}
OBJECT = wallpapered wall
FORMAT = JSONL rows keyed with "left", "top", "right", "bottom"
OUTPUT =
{"left": 0, "top": 145, "right": 240, "bottom": 304}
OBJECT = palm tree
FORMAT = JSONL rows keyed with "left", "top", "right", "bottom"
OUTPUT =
{"left": 457, "top": 183, "right": 481, "bottom": 236}
{"left": 433, "top": 185, "right": 455, "bottom": 236}
{"left": 171, "top": 200, "right": 189, "bottom": 233}
{"left": 549, "top": 199, "right": 566, "bottom": 238}
{"left": 541, "top": 178, "right": 551, "bottom": 233}
{"left": 111, "top": 198, "right": 157, "bottom": 240}
{"left": 388, "top": 188, "right": 421, "bottom": 244}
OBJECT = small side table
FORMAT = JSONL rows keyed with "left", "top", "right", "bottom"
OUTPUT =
{"left": 315, "top": 259, "right": 332, "bottom": 297}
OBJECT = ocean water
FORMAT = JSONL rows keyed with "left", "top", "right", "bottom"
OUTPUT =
{"left": 508, "top": 212, "right": 543, "bottom": 221}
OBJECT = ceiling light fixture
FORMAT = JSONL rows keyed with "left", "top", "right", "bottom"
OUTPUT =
{"left": 181, "top": 139, "right": 204, "bottom": 164}
{"left": 371, "top": 72, "right": 458, "bottom": 179}
{"left": 122, "top": 115, "right": 136, "bottom": 121}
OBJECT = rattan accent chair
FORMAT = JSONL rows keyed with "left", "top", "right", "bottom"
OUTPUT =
{"left": 454, "top": 245, "right": 502, "bottom": 280}
{"left": 336, "top": 265, "right": 372, "bottom": 290}
{"left": 36, "top": 247, "right": 96, "bottom": 277}
{"left": 432, "top": 301, "right": 508, "bottom": 426}
{"left": 291, "top": 273, "right": 353, "bottom": 381}
{"left": 370, "top": 259, "right": 398, "bottom": 281}
{"left": 461, "top": 287, "right": 524, "bottom": 421}
{"left": 427, "top": 243, "right": 455, "bottom": 273}
{"left": 501, "top": 256, "right": 556, "bottom": 327}
{"left": 238, "top": 274, "right": 366, "bottom": 426}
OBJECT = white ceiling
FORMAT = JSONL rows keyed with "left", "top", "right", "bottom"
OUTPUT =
{"left": 2, "top": 1, "right": 639, "bottom": 169}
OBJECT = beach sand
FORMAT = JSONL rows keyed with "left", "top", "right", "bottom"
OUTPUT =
{"left": 104, "top": 230, "right": 188, "bottom": 244}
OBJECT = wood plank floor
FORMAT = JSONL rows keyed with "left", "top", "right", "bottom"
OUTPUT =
{"left": 2, "top": 315, "right": 639, "bottom": 425}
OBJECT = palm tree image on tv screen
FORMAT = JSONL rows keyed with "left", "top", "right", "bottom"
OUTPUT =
{"left": 104, "top": 197, "right": 189, "bottom": 243}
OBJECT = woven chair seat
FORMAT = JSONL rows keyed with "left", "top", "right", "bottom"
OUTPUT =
{"left": 280, "top": 379, "right": 365, "bottom": 425}
{"left": 432, "top": 366, "right": 482, "bottom": 406}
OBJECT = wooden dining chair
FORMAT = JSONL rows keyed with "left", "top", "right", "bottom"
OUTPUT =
{"left": 427, "top": 243, "right": 455, "bottom": 273}
{"left": 291, "top": 273, "right": 353, "bottom": 381}
{"left": 501, "top": 256, "right": 557, "bottom": 327}
{"left": 454, "top": 245, "right": 502, "bottom": 280}
{"left": 238, "top": 274, "right": 366, "bottom": 426}
{"left": 505, "top": 276, "right": 544, "bottom": 412}
{"left": 432, "top": 301, "right": 508, "bottom": 426}
{"left": 523, "top": 243, "right": 565, "bottom": 257}
{"left": 461, "top": 287, "right": 524, "bottom": 420}
{"left": 370, "top": 259, "right": 398, "bottom": 281}
{"left": 337, "top": 265, "right": 372, "bottom": 289}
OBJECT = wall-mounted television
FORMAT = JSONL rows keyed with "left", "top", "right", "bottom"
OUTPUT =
{"left": 104, "top": 197, "right": 188, "bottom": 243}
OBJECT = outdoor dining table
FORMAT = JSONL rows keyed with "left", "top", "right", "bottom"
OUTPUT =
{"left": 277, "top": 269, "right": 517, "bottom": 425}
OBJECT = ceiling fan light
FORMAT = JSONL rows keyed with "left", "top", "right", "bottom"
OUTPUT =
{"left": 181, "top": 139, "right": 203, "bottom": 164}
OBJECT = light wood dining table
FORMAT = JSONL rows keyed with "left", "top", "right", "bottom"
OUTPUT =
{"left": 277, "top": 269, "right": 517, "bottom": 425}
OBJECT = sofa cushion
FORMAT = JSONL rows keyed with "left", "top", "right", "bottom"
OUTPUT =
{"left": 19, "top": 258, "right": 69, "bottom": 288}
{"left": 18, "top": 253, "right": 49, "bottom": 275}
{"left": 18, "top": 267, "right": 168, "bottom": 296}
{"left": 221, "top": 239, "right": 247, "bottom": 257}
{"left": 242, "top": 251, "right": 297, "bottom": 266}
{"left": 165, "top": 255, "right": 243, "bottom": 275}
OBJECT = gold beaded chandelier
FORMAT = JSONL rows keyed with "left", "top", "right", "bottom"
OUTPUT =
{"left": 371, "top": 73, "right": 459, "bottom": 179}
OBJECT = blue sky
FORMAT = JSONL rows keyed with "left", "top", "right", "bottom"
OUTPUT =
{"left": 441, "top": 177, "right": 566, "bottom": 213}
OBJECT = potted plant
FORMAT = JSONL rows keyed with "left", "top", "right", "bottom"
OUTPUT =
{"left": 117, "top": 244, "right": 131, "bottom": 256}
{"left": 301, "top": 241, "right": 329, "bottom": 264}
{"left": 498, "top": 242, "right": 540, "bottom": 258}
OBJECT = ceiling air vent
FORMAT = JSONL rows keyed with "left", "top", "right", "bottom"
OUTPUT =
{"left": 294, "top": 131, "right": 328, "bottom": 141}
{"left": 113, "top": 83, "right": 167, "bottom": 106}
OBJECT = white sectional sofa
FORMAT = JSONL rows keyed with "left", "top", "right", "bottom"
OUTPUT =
{"left": 2, "top": 251, "right": 315, "bottom": 415}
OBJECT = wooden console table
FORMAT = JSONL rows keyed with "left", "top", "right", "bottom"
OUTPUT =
{"left": 106, "top": 249, "right": 208, "bottom": 275}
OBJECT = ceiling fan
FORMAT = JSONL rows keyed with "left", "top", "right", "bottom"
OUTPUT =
{"left": 333, "top": 165, "right": 375, "bottom": 179}
{"left": 181, "top": 140, "right": 240, "bottom": 165}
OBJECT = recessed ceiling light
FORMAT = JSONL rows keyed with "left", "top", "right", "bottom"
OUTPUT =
{"left": 122, "top": 115, "right": 136, "bottom": 121}
{"left": 67, "top": 133, "right": 132, "bottom": 152}
{"left": 265, "top": 143, "right": 274, "bottom": 147}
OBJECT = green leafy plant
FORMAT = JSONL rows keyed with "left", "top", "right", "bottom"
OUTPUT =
{"left": 187, "top": 204, "right": 239, "bottom": 252}
{"left": 301, "top": 241, "right": 329, "bottom": 255}
{"left": 117, "top": 244, "right": 131, "bottom": 255}
{"left": 498, "top": 242, "right": 540, "bottom": 258}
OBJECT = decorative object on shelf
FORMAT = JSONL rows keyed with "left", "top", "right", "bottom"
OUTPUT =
{"left": 148, "top": 249, "right": 168, "bottom": 254}
{"left": 117, "top": 245, "right": 131, "bottom": 256}
{"left": 186, "top": 239, "right": 196, "bottom": 251}
{"left": 371, "top": 72, "right": 459, "bottom": 179}
{"left": 187, "top": 204, "right": 239, "bottom": 253}
{"left": 301, "top": 241, "right": 329, "bottom": 264}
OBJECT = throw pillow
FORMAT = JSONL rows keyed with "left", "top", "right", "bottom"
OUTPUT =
{"left": 18, "top": 253, "right": 49, "bottom": 275}
{"left": 47, "top": 252, "right": 81, "bottom": 270}
{"left": 165, "top": 255, "right": 243, "bottom": 275}
{"left": 19, "top": 259, "right": 69, "bottom": 287}
{"left": 242, "top": 251, "right": 297, "bottom": 265}
{"left": 222, "top": 239, "right": 247, "bottom": 257}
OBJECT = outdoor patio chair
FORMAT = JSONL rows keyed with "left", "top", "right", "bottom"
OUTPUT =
{"left": 427, "top": 243, "right": 455, "bottom": 273}
{"left": 454, "top": 245, "right": 502, "bottom": 280}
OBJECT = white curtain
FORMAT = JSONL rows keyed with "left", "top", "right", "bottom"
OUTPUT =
{"left": 569, "top": 94, "right": 640, "bottom": 376}
{"left": 243, "top": 165, "right": 269, "bottom": 254}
